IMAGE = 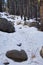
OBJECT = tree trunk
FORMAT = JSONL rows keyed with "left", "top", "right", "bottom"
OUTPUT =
{"left": 0, "top": 0, "right": 2, "bottom": 12}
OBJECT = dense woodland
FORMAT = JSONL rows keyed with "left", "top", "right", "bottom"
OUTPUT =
{"left": 0, "top": 1, "right": 43, "bottom": 65}
{"left": 0, "top": 0, "right": 40, "bottom": 20}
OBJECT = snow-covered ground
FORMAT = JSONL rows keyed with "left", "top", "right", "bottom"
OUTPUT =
{"left": 0, "top": 12, "right": 43, "bottom": 65}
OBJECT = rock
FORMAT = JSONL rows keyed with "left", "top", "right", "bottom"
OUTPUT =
{"left": 19, "top": 27, "right": 22, "bottom": 29}
{"left": 39, "top": 21, "right": 43, "bottom": 31}
{"left": 0, "top": 14, "right": 2, "bottom": 18}
{"left": 0, "top": 18, "right": 15, "bottom": 33}
{"left": 40, "top": 46, "right": 43, "bottom": 58}
{"left": 16, "top": 21, "right": 21, "bottom": 25}
{"left": 17, "top": 43, "right": 22, "bottom": 47}
{"left": 3, "top": 62, "right": 9, "bottom": 65}
{"left": 7, "top": 15, "right": 15, "bottom": 20}
{"left": 6, "top": 50, "right": 28, "bottom": 62}
{"left": 4, "top": 13, "right": 9, "bottom": 16}
{"left": 29, "top": 22, "right": 39, "bottom": 28}
{"left": 24, "top": 20, "right": 40, "bottom": 29}
{"left": 3, "top": 59, "right": 9, "bottom": 65}
{"left": 24, "top": 21, "right": 30, "bottom": 26}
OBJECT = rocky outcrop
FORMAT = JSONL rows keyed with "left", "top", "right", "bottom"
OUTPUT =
{"left": 0, "top": 18, "right": 15, "bottom": 33}
{"left": 6, "top": 50, "right": 28, "bottom": 62}
{"left": 39, "top": 21, "right": 43, "bottom": 31}
{"left": 24, "top": 20, "right": 40, "bottom": 29}
{"left": 40, "top": 46, "right": 43, "bottom": 58}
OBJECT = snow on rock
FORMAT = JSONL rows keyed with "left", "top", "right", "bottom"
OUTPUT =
{"left": 0, "top": 12, "right": 36, "bottom": 24}
{"left": 26, "top": 19, "right": 36, "bottom": 23}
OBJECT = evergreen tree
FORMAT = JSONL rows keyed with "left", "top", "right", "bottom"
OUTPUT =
{"left": 0, "top": 0, "right": 2, "bottom": 12}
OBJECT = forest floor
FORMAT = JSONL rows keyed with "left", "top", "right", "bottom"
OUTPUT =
{"left": 0, "top": 12, "right": 43, "bottom": 65}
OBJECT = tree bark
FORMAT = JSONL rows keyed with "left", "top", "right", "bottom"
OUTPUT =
{"left": 0, "top": 0, "right": 2, "bottom": 12}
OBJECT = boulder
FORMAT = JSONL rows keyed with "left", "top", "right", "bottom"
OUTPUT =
{"left": 40, "top": 46, "right": 43, "bottom": 58}
{"left": 0, "top": 18, "right": 15, "bottom": 33}
{"left": 3, "top": 59, "right": 9, "bottom": 65}
{"left": 16, "top": 21, "right": 21, "bottom": 25}
{"left": 39, "top": 21, "right": 43, "bottom": 31}
{"left": 3, "top": 62, "right": 9, "bottom": 65}
{"left": 24, "top": 20, "right": 40, "bottom": 29}
{"left": 17, "top": 43, "right": 22, "bottom": 47}
{"left": 29, "top": 22, "right": 39, "bottom": 28}
{"left": 24, "top": 21, "right": 30, "bottom": 26}
{"left": 6, "top": 50, "right": 28, "bottom": 62}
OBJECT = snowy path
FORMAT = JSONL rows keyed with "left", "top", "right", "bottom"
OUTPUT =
{"left": 0, "top": 12, "right": 43, "bottom": 65}
{"left": 0, "top": 25, "right": 43, "bottom": 65}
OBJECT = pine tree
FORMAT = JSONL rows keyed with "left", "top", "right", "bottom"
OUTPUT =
{"left": 0, "top": 0, "right": 2, "bottom": 12}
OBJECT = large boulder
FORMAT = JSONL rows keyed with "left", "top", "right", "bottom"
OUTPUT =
{"left": 29, "top": 22, "right": 39, "bottom": 27}
{"left": 24, "top": 20, "right": 40, "bottom": 29}
{"left": 0, "top": 18, "right": 15, "bottom": 33}
{"left": 39, "top": 21, "right": 43, "bottom": 31}
{"left": 6, "top": 50, "right": 28, "bottom": 62}
{"left": 40, "top": 46, "right": 43, "bottom": 58}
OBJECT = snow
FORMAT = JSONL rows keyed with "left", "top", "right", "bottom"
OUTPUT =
{"left": 26, "top": 19, "right": 36, "bottom": 23}
{"left": 0, "top": 12, "right": 43, "bottom": 65}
